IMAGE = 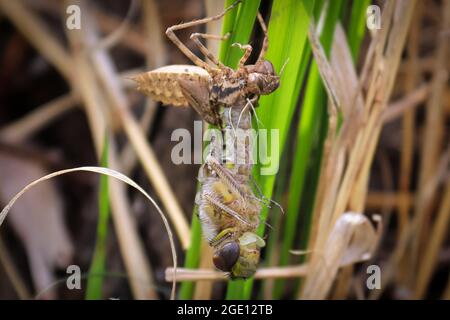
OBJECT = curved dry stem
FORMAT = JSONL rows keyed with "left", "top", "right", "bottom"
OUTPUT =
{"left": 0, "top": 166, "right": 177, "bottom": 300}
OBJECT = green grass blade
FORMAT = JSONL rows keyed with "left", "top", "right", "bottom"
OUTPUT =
{"left": 220, "top": 0, "right": 261, "bottom": 300}
{"left": 257, "top": 145, "right": 290, "bottom": 299}
{"left": 347, "top": 0, "right": 370, "bottom": 61}
{"left": 85, "top": 135, "right": 110, "bottom": 300}
{"left": 273, "top": 0, "right": 343, "bottom": 299}
{"left": 178, "top": 209, "right": 202, "bottom": 299}
{"left": 219, "top": 0, "right": 240, "bottom": 64}
{"left": 221, "top": 0, "right": 261, "bottom": 67}
{"left": 179, "top": 0, "right": 258, "bottom": 300}
{"left": 224, "top": 0, "right": 316, "bottom": 300}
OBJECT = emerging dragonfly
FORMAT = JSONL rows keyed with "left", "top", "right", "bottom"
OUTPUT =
{"left": 133, "top": 0, "right": 280, "bottom": 278}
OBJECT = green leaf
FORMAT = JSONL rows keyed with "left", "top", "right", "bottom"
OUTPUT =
{"left": 85, "top": 135, "right": 110, "bottom": 300}
{"left": 178, "top": 207, "right": 202, "bottom": 299}
{"left": 225, "top": 0, "right": 316, "bottom": 299}
{"left": 347, "top": 0, "right": 371, "bottom": 61}
{"left": 179, "top": 0, "right": 255, "bottom": 299}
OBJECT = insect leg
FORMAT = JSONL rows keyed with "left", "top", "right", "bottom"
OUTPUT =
{"left": 206, "top": 155, "right": 246, "bottom": 203}
{"left": 232, "top": 43, "right": 253, "bottom": 67}
{"left": 250, "top": 175, "right": 285, "bottom": 215}
{"left": 190, "top": 32, "right": 231, "bottom": 67}
{"left": 165, "top": 0, "right": 241, "bottom": 71}
{"left": 203, "top": 192, "right": 252, "bottom": 227}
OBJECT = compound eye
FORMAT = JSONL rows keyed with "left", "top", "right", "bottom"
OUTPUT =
{"left": 262, "top": 60, "right": 275, "bottom": 75}
{"left": 255, "top": 60, "right": 276, "bottom": 75}
{"left": 248, "top": 73, "right": 265, "bottom": 93}
{"left": 213, "top": 242, "right": 240, "bottom": 272}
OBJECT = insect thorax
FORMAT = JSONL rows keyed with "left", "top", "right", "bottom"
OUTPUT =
{"left": 209, "top": 69, "right": 248, "bottom": 107}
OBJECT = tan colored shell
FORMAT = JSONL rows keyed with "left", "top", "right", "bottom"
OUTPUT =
{"left": 132, "top": 65, "right": 211, "bottom": 107}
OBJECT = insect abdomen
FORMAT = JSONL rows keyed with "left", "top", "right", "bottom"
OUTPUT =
{"left": 132, "top": 65, "right": 210, "bottom": 107}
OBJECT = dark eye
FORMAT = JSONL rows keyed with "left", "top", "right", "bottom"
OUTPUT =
{"left": 255, "top": 76, "right": 266, "bottom": 91}
{"left": 213, "top": 242, "right": 240, "bottom": 272}
{"left": 255, "top": 60, "right": 276, "bottom": 75}
{"left": 262, "top": 60, "right": 275, "bottom": 75}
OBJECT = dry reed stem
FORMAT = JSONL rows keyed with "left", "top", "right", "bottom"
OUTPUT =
{"left": 0, "top": 165, "right": 178, "bottom": 299}
{"left": 119, "top": 106, "right": 155, "bottom": 174}
{"left": 347, "top": 0, "right": 414, "bottom": 214}
{"left": 443, "top": 274, "right": 450, "bottom": 299}
{"left": 304, "top": 5, "right": 385, "bottom": 294}
{"left": 412, "top": 0, "right": 450, "bottom": 281}
{"left": 64, "top": 1, "right": 158, "bottom": 299}
{"left": 309, "top": 8, "right": 386, "bottom": 253}
{"left": 397, "top": 2, "right": 421, "bottom": 248}
{"left": 114, "top": 103, "right": 192, "bottom": 249}
{"left": 346, "top": 0, "right": 415, "bottom": 217}
{"left": 26, "top": 0, "right": 148, "bottom": 56}
{"left": 0, "top": 238, "right": 31, "bottom": 299}
{"left": 205, "top": 0, "right": 225, "bottom": 60}
{"left": 93, "top": 6, "right": 147, "bottom": 55}
{"left": 365, "top": 192, "right": 413, "bottom": 211}
{"left": 142, "top": 0, "right": 166, "bottom": 69}
{"left": 193, "top": 241, "right": 214, "bottom": 300}
{"left": 352, "top": 152, "right": 395, "bottom": 296}
{"left": 302, "top": 0, "right": 415, "bottom": 299}
{"left": 382, "top": 84, "right": 429, "bottom": 124}
{"left": 351, "top": 276, "right": 366, "bottom": 300}
{"left": 119, "top": 0, "right": 166, "bottom": 176}
{"left": 77, "top": 2, "right": 190, "bottom": 249}
{"left": 165, "top": 264, "right": 309, "bottom": 282}
{"left": 414, "top": 174, "right": 450, "bottom": 298}
{"left": 0, "top": 66, "right": 145, "bottom": 148}
{"left": 304, "top": 22, "right": 365, "bottom": 296}
{"left": 399, "top": 56, "right": 450, "bottom": 75}
{"left": 330, "top": 265, "right": 353, "bottom": 299}
{"left": 90, "top": 0, "right": 139, "bottom": 51}
{"left": 0, "top": 93, "right": 78, "bottom": 143}
{"left": 369, "top": 144, "right": 450, "bottom": 299}
{"left": 349, "top": 4, "right": 417, "bottom": 295}
{"left": 263, "top": 242, "right": 281, "bottom": 299}
{"left": 0, "top": 0, "right": 72, "bottom": 82}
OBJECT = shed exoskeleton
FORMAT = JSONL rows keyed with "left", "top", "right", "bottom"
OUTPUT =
{"left": 133, "top": 0, "right": 280, "bottom": 278}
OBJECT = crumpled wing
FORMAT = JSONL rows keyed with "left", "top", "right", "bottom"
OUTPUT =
{"left": 177, "top": 76, "right": 221, "bottom": 126}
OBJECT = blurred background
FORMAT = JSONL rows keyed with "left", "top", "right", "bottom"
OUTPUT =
{"left": 0, "top": 0, "right": 448, "bottom": 300}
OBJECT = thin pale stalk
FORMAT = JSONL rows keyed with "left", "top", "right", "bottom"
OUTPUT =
{"left": 0, "top": 238, "right": 31, "bottom": 299}
{"left": 0, "top": 93, "right": 78, "bottom": 143}
{"left": 414, "top": 175, "right": 450, "bottom": 298}
{"left": 82, "top": 7, "right": 191, "bottom": 250}
{"left": 167, "top": 264, "right": 309, "bottom": 282}
{"left": 65, "top": 0, "right": 157, "bottom": 299}
{"left": 411, "top": 0, "right": 450, "bottom": 281}
{"left": 398, "top": 2, "right": 421, "bottom": 248}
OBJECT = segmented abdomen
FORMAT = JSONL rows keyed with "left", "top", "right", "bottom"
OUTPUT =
{"left": 132, "top": 65, "right": 210, "bottom": 107}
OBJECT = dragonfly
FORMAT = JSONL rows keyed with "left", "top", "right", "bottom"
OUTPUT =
{"left": 133, "top": 0, "right": 280, "bottom": 278}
